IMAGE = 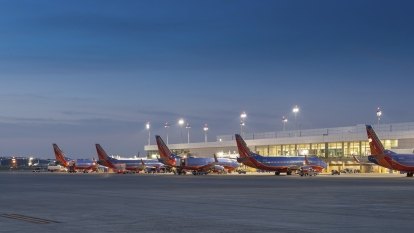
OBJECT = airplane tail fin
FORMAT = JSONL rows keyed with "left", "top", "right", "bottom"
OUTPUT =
{"left": 155, "top": 135, "right": 176, "bottom": 166}
{"left": 52, "top": 144, "right": 68, "bottom": 167}
{"left": 235, "top": 134, "right": 252, "bottom": 158}
{"left": 366, "top": 125, "right": 385, "bottom": 155}
{"left": 95, "top": 144, "right": 115, "bottom": 169}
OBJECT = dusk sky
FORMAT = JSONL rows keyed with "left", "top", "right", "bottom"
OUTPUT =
{"left": 1, "top": 0, "right": 413, "bottom": 158}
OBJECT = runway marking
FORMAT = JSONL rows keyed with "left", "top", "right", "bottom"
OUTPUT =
{"left": 0, "top": 213, "right": 60, "bottom": 224}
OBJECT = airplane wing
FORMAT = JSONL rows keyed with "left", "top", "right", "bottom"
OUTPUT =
{"left": 196, "top": 162, "right": 217, "bottom": 172}
{"left": 352, "top": 155, "right": 361, "bottom": 164}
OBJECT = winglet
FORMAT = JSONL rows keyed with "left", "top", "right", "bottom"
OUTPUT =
{"left": 352, "top": 155, "right": 361, "bottom": 164}
{"left": 213, "top": 153, "right": 219, "bottom": 163}
{"left": 366, "top": 125, "right": 385, "bottom": 155}
{"left": 52, "top": 144, "right": 69, "bottom": 167}
{"left": 304, "top": 154, "right": 310, "bottom": 165}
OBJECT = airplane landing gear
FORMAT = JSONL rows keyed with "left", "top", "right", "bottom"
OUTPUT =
{"left": 192, "top": 171, "right": 208, "bottom": 175}
{"left": 275, "top": 171, "right": 280, "bottom": 176}
{"left": 286, "top": 170, "right": 292, "bottom": 175}
{"left": 407, "top": 172, "right": 413, "bottom": 177}
{"left": 177, "top": 170, "right": 186, "bottom": 175}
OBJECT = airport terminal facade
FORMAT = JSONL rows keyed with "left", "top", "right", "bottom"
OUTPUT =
{"left": 145, "top": 122, "right": 414, "bottom": 173}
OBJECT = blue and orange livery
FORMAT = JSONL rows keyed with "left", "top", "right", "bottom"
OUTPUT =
{"left": 235, "top": 134, "right": 326, "bottom": 175}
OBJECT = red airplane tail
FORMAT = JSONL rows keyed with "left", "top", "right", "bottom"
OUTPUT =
{"left": 235, "top": 134, "right": 259, "bottom": 168}
{"left": 235, "top": 134, "right": 252, "bottom": 158}
{"left": 95, "top": 144, "right": 115, "bottom": 169}
{"left": 155, "top": 135, "right": 176, "bottom": 167}
{"left": 366, "top": 125, "right": 385, "bottom": 155}
{"left": 52, "top": 144, "right": 69, "bottom": 167}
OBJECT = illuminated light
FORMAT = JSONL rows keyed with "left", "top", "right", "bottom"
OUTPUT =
{"left": 369, "top": 138, "right": 373, "bottom": 143}
{"left": 146, "top": 122, "right": 150, "bottom": 130}
{"left": 376, "top": 107, "right": 382, "bottom": 117}
{"left": 178, "top": 119, "right": 185, "bottom": 126}
{"left": 240, "top": 112, "right": 247, "bottom": 119}
{"left": 292, "top": 105, "right": 299, "bottom": 113}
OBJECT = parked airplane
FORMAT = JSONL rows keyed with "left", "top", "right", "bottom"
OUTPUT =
{"left": 52, "top": 144, "right": 97, "bottom": 173}
{"left": 95, "top": 144, "right": 164, "bottom": 173}
{"left": 235, "top": 134, "right": 327, "bottom": 175}
{"left": 155, "top": 135, "right": 239, "bottom": 175}
{"left": 366, "top": 125, "right": 414, "bottom": 177}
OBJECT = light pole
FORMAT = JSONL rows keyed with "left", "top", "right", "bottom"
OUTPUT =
{"left": 146, "top": 121, "right": 151, "bottom": 145}
{"left": 203, "top": 124, "right": 209, "bottom": 143}
{"left": 178, "top": 118, "right": 185, "bottom": 143}
{"left": 376, "top": 107, "right": 382, "bottom": 128}
{"left": 292, "top": 105, "right": 299, "bottom": 133}
{"left": 240, "top": 111, "right": 247, "bottom": 136}
{"left": 282, "top": 116, "right": 288, "bottom": 131}
{"left": 164, "top": 122, "right": 170, "bottom": 144}
{"left": 186, "top": 123, "right": 191, "bottom": 144}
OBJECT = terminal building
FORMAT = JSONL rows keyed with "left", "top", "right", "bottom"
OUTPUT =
{"left": 145, "top": 122, "right": 414, "bottom": 173}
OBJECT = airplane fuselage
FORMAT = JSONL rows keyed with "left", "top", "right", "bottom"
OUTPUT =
{"left": 106, "top": 158, "right": 163, "bottom": 171}
{"left": 175, "top": 157, "right": 238, "bottom": 172}
{"left": 246, "top": 154, "right": 326, "bottom": 172}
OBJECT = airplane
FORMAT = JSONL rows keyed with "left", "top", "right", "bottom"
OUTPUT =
{"left": 366, "top": 124, "right": 414, "bottom": 177}
{"left": 235, "top": 134, "right": 327, "bottom": 175}
{"left": 52, "top": 144, "right": 97, "bottom": 173}
{"left": 155, "top": 135, "right": 239, "bottom": 175}
{"left": 95, "top": 144, "right": 164, "bottom": 173}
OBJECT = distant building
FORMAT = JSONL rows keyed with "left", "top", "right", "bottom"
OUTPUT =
{"left": 145, "top": 122, "right": 414, "bottom": 173}
{"left": 0, "top": 157, "right": 52, "bottom": 170}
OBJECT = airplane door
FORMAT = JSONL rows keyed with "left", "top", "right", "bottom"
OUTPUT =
{"left": 180, "top": 158, "right": 186, "bottom": 166}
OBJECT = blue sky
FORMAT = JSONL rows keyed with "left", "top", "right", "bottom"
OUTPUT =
{"left": 0, "top": 0, "right": 413, "bottom": 158}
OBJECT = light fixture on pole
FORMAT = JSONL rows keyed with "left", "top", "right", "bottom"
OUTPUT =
{"left": 376, "top": 107, "right": 382, "bottom": 128}
{"left": 282, "top": 116, "right": 288, "bottom": 131}
{"left": 164, "top": 122, "right": 170, "bottom": 144}
{"left": 178, "top": 118, "right": 185, "bottom": 143}
{"left": 292, "top": 105, "right": 299, "bottom": 132}
{"left": 186, "top": 123, "right": 191, "bottom": 144}
{"left": 145, "top": 121, "right": 151, "bottom": 145}
{"left": 203, "top": 124, "right": 209, "bottom": 143}
{"left": 240, "top": 111, "right": 247, "bottom": 136}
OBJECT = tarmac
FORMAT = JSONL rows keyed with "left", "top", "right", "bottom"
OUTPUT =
{"left": 1, "top": 172, "right": 414, "bottom": 233}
